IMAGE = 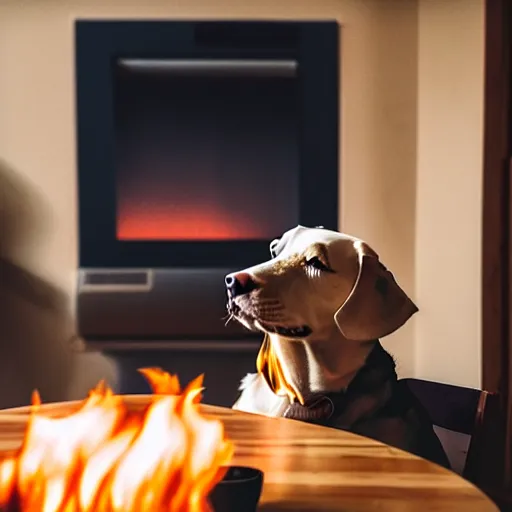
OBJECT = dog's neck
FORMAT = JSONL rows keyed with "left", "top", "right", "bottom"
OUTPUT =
{"left": 258, "top": 327, "right": 377, "bottom": 404}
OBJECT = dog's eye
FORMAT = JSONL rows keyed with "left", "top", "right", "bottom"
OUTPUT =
{"left": 305, "top": 256, "right": 332, "bottom": 272}
{"left": 269, "top": 238, "right": 281, "bottom": 258}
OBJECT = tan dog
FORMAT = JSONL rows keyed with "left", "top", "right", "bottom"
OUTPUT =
{"left": 225, "top": 225, "right": 449, "bottom": 467}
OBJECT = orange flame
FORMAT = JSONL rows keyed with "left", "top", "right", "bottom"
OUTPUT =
{"left": 0, "top": 368, "right": 233, "bottom": 512}
{"left": 256, "top": 334, "right": 304, "bottom": 405}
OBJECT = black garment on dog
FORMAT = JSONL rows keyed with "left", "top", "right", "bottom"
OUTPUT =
{"left": 282, "top": 342, "right": 451, "bottom": 470}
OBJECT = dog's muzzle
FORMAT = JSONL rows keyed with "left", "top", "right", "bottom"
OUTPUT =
{"left": 224, "top": 271, "right": 312, "bottom": 338}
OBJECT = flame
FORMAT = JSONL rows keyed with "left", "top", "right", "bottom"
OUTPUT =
{"left": 256, "top": 334, "right": 304, "bottom": 405}
{"left": 0, "top": 368, "right": 233, "bottom": 512}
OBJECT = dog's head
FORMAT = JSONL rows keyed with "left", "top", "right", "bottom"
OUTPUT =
{"left": 225, "top": 225, "right": 417, "bottom": 342}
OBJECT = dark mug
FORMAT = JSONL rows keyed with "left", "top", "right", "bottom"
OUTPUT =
{"left": 209, "top": 465, "right": 264, "bottom": 512}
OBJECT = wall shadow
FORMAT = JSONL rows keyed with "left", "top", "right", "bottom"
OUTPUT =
{"left": 0, "top": 159, "right": 75, "bottom": 408}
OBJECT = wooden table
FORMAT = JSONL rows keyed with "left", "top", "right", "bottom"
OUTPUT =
{"left": 0, "top": 397, "right": 498, "bottom": 511}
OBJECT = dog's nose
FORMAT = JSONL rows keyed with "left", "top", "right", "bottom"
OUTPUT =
{"left": 225, "top": 272, "right": 259, "bottom": 297}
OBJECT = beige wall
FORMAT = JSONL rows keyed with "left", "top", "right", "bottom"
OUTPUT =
{"left": 0, "top": 0, "right": 482, "bottom": 401}
{"left": 415, "top": 0, "right": 484, "bottom": 388}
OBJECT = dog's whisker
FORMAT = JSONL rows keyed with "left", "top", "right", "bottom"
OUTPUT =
{"left": 252, "top": 298, "right": 283, "bottom": 306}
{"left": 254, "top": 308, "right": 287, "bottom": 317}
{"left": 256, "top": 308, "right": 284, "bottom": 315}
{"left": 224, "top": 313, "right": 235, "bottom": 327}
{"left": 257, "top": 305, "right": 285, "bottom": 312}
{"left": 256, "top": 309, "right": 286, "bottom": 317}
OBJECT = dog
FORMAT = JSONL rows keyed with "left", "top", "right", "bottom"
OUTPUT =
{"left": 225, "top": 225, "right": 449, "bottom": 468}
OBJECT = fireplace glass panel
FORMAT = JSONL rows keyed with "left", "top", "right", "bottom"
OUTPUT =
{"left": 114, "top": 59, "right": 300, "bottom": 242}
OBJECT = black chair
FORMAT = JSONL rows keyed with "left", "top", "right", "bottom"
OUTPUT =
{"left": 401, "top": 378, "right": 502, "bottom": 489}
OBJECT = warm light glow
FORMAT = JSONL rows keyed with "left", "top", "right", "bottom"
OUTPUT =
{"left": 117, "top": 205, "right": 267, "bottom": 241}
{"left": 256, "top": 334, "right": 304, "bottom": 405}
{"left": 0, "top": 368, "right": 233, "bottom": 512}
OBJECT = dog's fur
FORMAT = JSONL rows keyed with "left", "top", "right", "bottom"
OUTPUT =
{"left": 226, "top": 225, "right": 449, "bottom": 468}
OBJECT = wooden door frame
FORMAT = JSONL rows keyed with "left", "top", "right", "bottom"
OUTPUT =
{"left": 482, "top": 0, "right": 512, "bottom": 491}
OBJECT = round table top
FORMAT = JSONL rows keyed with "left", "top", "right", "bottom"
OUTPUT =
{"left": 0, "top": 396, "right": 498, "bottom": 512}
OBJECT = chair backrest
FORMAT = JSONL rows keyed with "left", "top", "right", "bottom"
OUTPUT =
{"left": 401, "top": 378, "right": 497, "bottom": 483}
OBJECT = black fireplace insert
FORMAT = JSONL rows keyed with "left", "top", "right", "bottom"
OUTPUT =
{"left": 75, "top": 20, "right": 339, "bottom": 346}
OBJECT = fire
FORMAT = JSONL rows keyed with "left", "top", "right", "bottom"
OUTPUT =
{"left": 257, "top": 334, "right": 304, "bottom": 405}
{"left": 0, "top": 368, "right": 234, "bottom": 512}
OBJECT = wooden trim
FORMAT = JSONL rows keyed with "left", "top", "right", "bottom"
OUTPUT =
{"left": 483, "top": 0, "right": 509, "bottom": 396}
{"left": 483, "top": 0, "right": 512, "bottom": 489}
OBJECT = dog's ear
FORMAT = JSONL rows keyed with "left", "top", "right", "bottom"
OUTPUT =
{"left": 334, "top": 241, "right": 418, "bottom": 341}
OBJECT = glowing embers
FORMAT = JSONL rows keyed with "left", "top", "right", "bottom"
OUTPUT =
{"left": 0, "top": 368, "right": 233, "bottom": 512}
{"left": 116, "top": 203, "right": 266, "bottom": 241}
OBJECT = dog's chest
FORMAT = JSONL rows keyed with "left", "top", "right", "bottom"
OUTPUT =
{"left": 232, "top": 373, "right": 290, "bottom": 417}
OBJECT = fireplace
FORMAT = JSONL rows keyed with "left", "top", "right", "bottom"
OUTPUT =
{"left": 75, "top": 20, "right": 339, "bottom": 349}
